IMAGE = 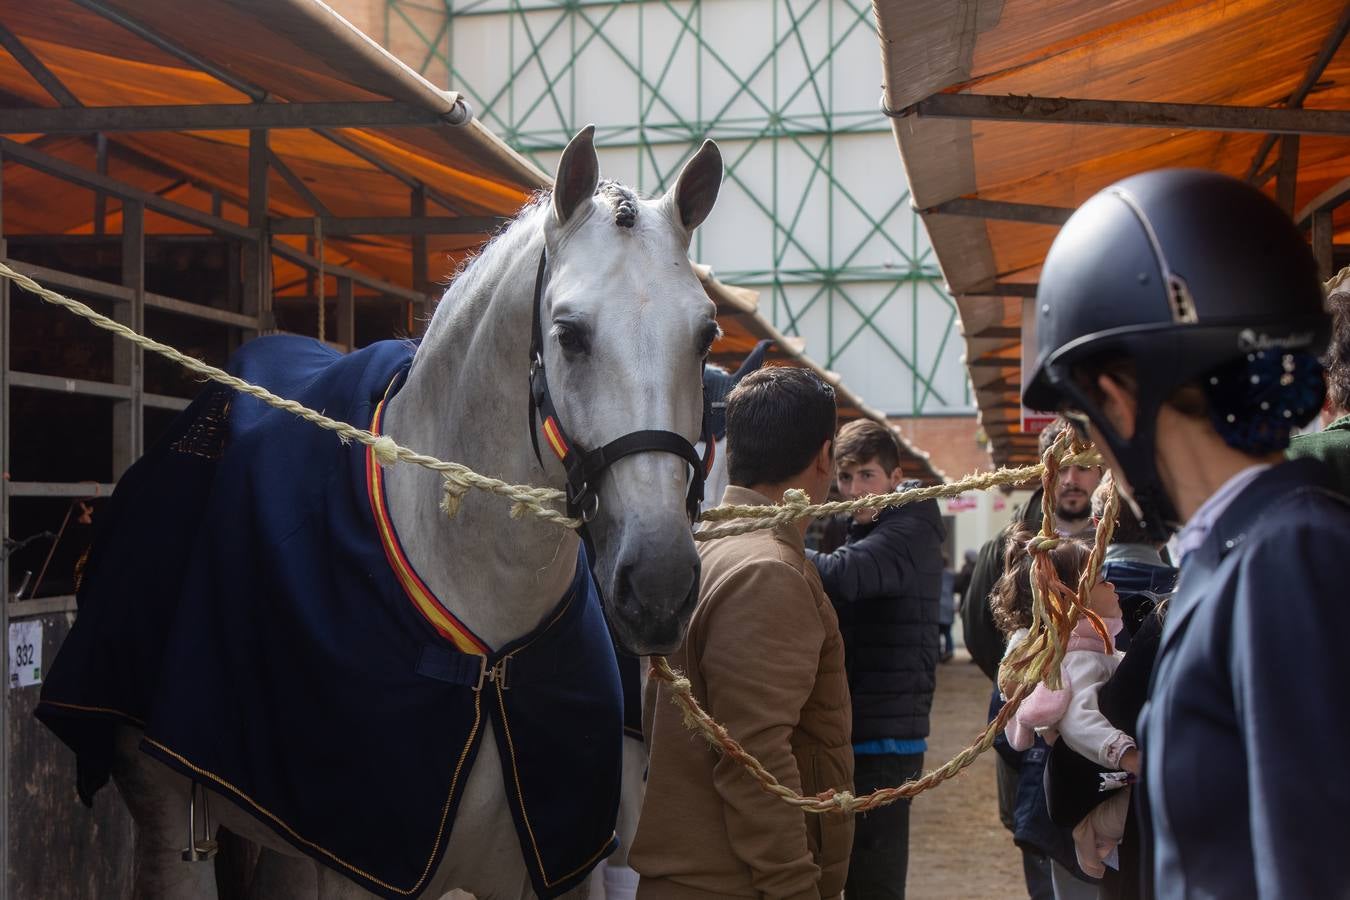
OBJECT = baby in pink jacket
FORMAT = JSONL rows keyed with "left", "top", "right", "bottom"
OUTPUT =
{"left": 1004, "top": 572, "right": 1137, "bottom": 877}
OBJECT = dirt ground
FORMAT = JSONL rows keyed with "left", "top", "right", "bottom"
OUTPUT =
{"left": 905, "top": 643, "right": 1026, "bottom": 899}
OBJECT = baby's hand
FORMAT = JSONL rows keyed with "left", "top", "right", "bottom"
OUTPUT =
{"left": 1120, "top": 748, "right": 1140, "bottom": 776}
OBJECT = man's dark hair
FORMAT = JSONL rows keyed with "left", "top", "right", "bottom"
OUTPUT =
{"left": 835, "top": 418, "right": 900, "bottom": 474}
{"left": 725, "top": 365, "right": 836, "bottom": 487}
{"left": 1325, "top": 289, "right": 1350, "bottom": 415}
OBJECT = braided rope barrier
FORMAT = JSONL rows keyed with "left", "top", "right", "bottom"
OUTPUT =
{"left": 649, "top": 430, "right": 1118, "bottom": 814}
{"left": 4, "top": 261, "right": 1114, "bottom": 811}
{"left": 0, "top": 261, "right": 580, "bottom": 529}
{"left": 0, "top": 260, "right": 1099, "bottom": 536}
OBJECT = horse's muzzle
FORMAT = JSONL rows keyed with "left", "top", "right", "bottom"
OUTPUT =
{"left": 607, "top": 559, "right": 699, "bottom": 656}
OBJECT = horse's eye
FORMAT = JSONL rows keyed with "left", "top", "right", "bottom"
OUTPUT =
{"left": 555, "top": 324, "right": 588, "bottom": 355}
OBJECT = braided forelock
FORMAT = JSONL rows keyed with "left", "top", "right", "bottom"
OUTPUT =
{"left": 599, "top": 180, "right": 638, "bottom": 229}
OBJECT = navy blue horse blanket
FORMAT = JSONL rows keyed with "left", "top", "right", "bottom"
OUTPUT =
{"left": 36, "top": 336, "right": 622, "bottom": 898}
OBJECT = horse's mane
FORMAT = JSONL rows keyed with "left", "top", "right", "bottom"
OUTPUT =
{"left": 436, "top": 181, "right": 650, "bottom": 313}
{"left": 439, "top": 191, "right": 551, "bottom": 307}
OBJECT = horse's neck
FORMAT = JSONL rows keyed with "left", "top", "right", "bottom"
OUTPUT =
{"left": 380, "top": 232, "right": 579, "bottom": 651}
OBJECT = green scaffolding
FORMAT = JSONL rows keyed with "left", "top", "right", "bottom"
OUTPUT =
{"left": 383, "top": 0, "right": 970, "bottom": 414}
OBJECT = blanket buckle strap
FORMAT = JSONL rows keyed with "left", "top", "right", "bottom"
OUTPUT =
{"left": 180, "top": 781, "right": 219, "bottom": 862}
{"left": 474, "top": 656, "right": 510, "bottom": 692}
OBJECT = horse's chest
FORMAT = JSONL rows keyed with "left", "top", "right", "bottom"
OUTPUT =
{"left": 429, "top": 723, "right": 535, "bottom": 900}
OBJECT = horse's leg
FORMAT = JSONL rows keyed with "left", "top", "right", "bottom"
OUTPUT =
{"left": 315, "top": 862, "right": 382, "bottom": 898}
{"left": 589, "top": 658, "right": 650, "bottom": 900}
{"left": 110, "top": 726, "right": 218, "bottom": 900}
{"left": 245, "top": 847, "right": 317, "bottom": 899}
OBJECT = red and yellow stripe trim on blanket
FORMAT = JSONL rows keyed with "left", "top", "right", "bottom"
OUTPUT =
{"left": 367, "top": 392, "right": 489, "bottom": 657}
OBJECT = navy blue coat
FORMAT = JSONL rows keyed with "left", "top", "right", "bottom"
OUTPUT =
{"left": 1140, "top": 459, "right": 1350, "bottom": 899}
{"left": 806, "top": 491, "right": 945, "bottom": 744}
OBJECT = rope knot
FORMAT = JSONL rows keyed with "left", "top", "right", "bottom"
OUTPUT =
{"left": 371, "top": 435, "right": 401, "bottom": 467}
{"left": 1026, "top": 534, "right": 1061, "bottom": 554}
{"left": 831, "top": 791, "right": 856, "bottom": 811}
{"left": 440, "top": 476, "right": 470, "bottom": 518}
{"left": 781, "top": 488, "right": 811, "bottom": 511}
{"left": 510, "top": 500, "right": 531, "bottom": 519}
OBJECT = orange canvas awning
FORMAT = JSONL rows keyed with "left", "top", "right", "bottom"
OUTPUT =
{"left": 875, "top": 0, "right": 1350, "bottom": 466}
{"left": 0, "top": 0, "right": 540, "bottom": 292}
{"left": 0, "top": 0, "right": 942, "bottom": 482}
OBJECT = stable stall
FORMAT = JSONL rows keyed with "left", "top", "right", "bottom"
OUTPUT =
{"left": 0, "top": 2, "right": 533, "bottom": 895}
{"left": 0, "top": 2, "right": 943, "bottom": 894}
{"left": 874, "top": 0, "right": 1350, "bottom": 467}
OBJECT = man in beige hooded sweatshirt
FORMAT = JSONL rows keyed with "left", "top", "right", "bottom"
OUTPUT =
{"left": 631, "top": 366, "right": 854, "bottom": 900}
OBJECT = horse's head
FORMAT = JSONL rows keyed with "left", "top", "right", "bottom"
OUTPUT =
{"left": 536, "top": 126, "right": 722, "bottom": 655}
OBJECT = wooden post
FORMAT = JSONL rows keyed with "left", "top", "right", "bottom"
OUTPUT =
{"left": 1277, "top": 134, "right": 1300, "bottom": 217}
{"left": 1313, "top": 208, "right": 1335, "bottom": 282}
{"left": 336, "top": 276, "right": 355, "bottom": 351}
{"left": 93, "top": 133, "right": 107, "bottom": 236}
{"left": 0, "top": 142, "right": 10, "bottom": 900}
{"left": 113, "top": 199, "right": 144, "bottom": 478}
{"left": 411, "top": 185, "right": 429, "bottom": 336}
{"left": 226, "top": 239, "right": 243, "bottom": 354}
{"left": 305, "top": 235, "right": 315, "bottom": 308}
{"left": 243, "top": 129, "right": 272, "bottom": 336}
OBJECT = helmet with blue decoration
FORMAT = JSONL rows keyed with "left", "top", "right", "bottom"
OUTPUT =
{"left": 1023, "top": 169, "right": 1329, "bottom": 538}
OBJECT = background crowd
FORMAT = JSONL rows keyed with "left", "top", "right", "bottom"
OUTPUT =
{"left": 628, "top": 169, "right": 1350, "bottom": 900}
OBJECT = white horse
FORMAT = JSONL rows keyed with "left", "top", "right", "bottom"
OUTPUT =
{"left": 95, "top": 126, "right": 724, "bottom": 899}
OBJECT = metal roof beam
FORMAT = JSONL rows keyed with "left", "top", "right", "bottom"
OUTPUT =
{"left": 69, "top": 0, "right": 268, "bottom": 103}
{"left": 266, "top": 150, "right": 332, "bottom": 219}
{"left": 898, "top": 93, "right": 1350, "bottom": 136}
{"left": 1296, "top": 175, "right": 1350, "bottom": 227}
{"left": 1243, "top": 2, "right": 1350, "bottom": 180}
{"left": 1276, "top": 134, "right": 1300, "bottom": 215}
{"left": 103, "top": 136, "right": 253, "bottom": 212}
{"left": 920, "top": 197, "right": 1073, "bottom": 226}
{"left": 315, "top": 128, "right": 467, "bottom": 215}
{"left": 0, "top": 102, "right": 465, "bottom": 134}
{"left": 270, "top": 240, "right": 422, "bottom": 303}
{"left": 270, "top": 215, "right": 508, "bottom": 236}
{"left": 0, "top": 136, "right": 254, "bottom": 239}
{"left": 0, "top": 23, "right": 81, "bottom": 108}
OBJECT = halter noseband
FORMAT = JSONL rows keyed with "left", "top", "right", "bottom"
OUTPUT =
{"left": 527, "top": 250, "right": 715, "bottom": 525}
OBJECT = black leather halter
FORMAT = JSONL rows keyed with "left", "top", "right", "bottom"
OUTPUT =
{"left": 527, "top": 250, "right": 715, "bottom": 524}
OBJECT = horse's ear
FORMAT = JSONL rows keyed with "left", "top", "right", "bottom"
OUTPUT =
{"left": 668, "top": 140, "right": 723, "bottom": 232}
{"left": 553, "top": 125, "right": 600, "bottom": 226}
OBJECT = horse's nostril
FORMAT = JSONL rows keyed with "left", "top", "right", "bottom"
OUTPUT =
{"left": 613, "top": 558, "right": 699, "bottom": 623}
{"left": 616, "top": 563, "right": 640, "bottom": 605}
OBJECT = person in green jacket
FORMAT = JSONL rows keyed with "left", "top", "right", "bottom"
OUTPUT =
{"left": 1288, "top": 275, "right": 1350, "bottom": 494}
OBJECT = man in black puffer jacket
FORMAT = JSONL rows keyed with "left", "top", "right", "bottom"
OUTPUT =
{"left": 806, "top": 419, "right": 945, "bottom": 900}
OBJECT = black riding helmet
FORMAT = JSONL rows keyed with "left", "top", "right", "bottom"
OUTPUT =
{"left": 1023, "top": 169, "right": 1330, "bottom": 537}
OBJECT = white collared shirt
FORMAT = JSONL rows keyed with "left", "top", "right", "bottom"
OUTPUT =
{"left": 1168, "top": 464, "right": 1271, "bottom": 566}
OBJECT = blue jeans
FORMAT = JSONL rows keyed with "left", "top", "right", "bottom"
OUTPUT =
{"left": 845, "top": 752, "right": 924, "bottom": 900}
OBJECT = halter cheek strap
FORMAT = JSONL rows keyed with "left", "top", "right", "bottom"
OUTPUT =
{"left": 527, "top": 250, "right": 714, "bottom": 524}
